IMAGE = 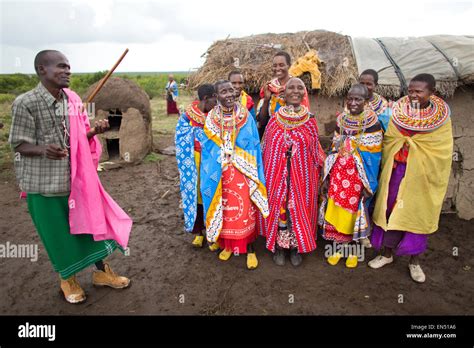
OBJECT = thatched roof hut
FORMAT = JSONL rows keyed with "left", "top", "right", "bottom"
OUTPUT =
{"left": 189, "top": 30, "right": 358, "bottom": 97}
{"left": 189, "top": 30, "right": 474, "bottom": 99}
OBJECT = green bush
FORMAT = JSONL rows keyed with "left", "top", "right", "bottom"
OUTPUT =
{"left": 121, "top": 73, "right": 189, "bottom": 99}
{"left": 0, "top": 74, "right": 39, "bottom": 95}
{"left": 0, "top": 72, "right": 190, "bottom": 99}
{"left": 70, "top": 71, "right": 107, "bottom": 96}
{"left": 0, "top": 93, "right": 16, "bottom": 104}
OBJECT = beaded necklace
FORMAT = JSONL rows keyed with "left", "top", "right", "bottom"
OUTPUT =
{"left": 276, "top": 105, "right": 311, "bottom": 149}
{"left": 337, "top": 110, "right": 370, "bottom": 156}
{"left": 218, "top": 104, "right": 237, "bottom": 136}
{"left": 276, "top": 105, "right": 310, "bottom": 130}
{"left": 369, "top": 93, "right": 387, "bottom": 115}
{"left": 186, "top": 101, "right": 205, "bottom": 126}
{"left": 210, "top": 104, "right": 246, "bottom": 161}
{"left": 392, "top": 95, "right": 450, "bottom": 132}
{"left": 268, "top": 76, "right": 293, "bottom": 111}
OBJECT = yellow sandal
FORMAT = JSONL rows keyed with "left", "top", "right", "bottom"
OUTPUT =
{"left": 327, "top": 252, "right": 343, "bottom": 266}
{"left": 346, "top": 254, "right": 358, "bottom": 268}
{"left": 192, "top": 235, "right": 204, "bottom": 248}
{"left": 208, "top": 241, "right": 220, "bottom": 252}
{"left": 219, "top": 249, "right": 232, "bottom": 261}
{"left": 247, "top": 252, "right": 258, "bottom": 270}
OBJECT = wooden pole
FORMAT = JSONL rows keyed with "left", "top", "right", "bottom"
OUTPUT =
{"left": 83, "top": 48, "right": 129, "bottom": 111}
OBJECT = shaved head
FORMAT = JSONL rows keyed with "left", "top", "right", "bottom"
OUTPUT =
{"left": 287, "top": 77, "right": 305, "bottom": 86}
{"left": 34, "top": 50, "right": 62, "bottom": 75}
{"left": 33, "top": 50, "right": 71, "bottom": 89}
{"left": 348, "top": 84, "right": 369, "bottom": 99}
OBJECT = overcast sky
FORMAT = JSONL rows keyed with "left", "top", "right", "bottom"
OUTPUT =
{"left": 1, "top": 0, "right": 473, "bottom": 74}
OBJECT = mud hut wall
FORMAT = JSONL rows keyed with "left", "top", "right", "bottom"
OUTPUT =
{"left": 119, "top": 107, "right": 153, "bottom": 162}
{"left": 84, "top": 77, "right": 153, "bottom": 163}
{"left": 94, "top": 108, "right": 152, "bottom": 163}
{"left": 308, "top": 94, "right": 344, "bottom": 134}
{"left": 446, "top": 86, "right": 474, "bottom": 220}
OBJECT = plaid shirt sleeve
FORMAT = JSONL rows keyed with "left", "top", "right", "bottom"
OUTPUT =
{"left": 9, "top": 98, "right": 36, "bottom": 149}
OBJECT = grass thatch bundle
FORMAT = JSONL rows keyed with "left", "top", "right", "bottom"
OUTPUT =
{"left": 190, "top": 31, "right": 474, "bottom": 99}
{"left": 84, "top": 77, "right": 151, "bottom": 120}
{"left": 188, "top": 30, "right": 359, "bottom": 97}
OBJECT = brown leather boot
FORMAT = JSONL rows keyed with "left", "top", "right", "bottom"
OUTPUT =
{"left": 60, "top": 275, "right": 86, "bottom": 304}
{"left": 92, "top": 263, "right": 130, "bottom": 289}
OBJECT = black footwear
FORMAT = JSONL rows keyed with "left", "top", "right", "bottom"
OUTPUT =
{"left": 272, "top": 248, "right": 286, "bottom": 266}
{"left": 290, "top": 248, "right": 302, "bottom": 267}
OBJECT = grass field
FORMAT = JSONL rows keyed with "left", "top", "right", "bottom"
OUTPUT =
{"left": 0, "top": 72, "right": 190, "bottom": 99}
{"left": 0, "top": 93, "right": 195, "bottom": 178}
{"left": 151, "top": 93, "right": 193, "bottom": 135}
{"left": 0, "top": 100, "right": 14, "bottom": 178}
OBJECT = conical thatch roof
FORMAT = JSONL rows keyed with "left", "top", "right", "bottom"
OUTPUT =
{"left": 189, "top": 30, "right": 358, "bottom": 97}
{"left": 189, "top": 30, "right": 474, "bottom": 98}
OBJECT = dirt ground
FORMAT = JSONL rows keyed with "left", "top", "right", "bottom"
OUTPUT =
{"left": 0, "top": 133, "right": 473, "bottom": 316}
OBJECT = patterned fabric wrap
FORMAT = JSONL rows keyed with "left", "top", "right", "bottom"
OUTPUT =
{"left": 259, "top": 108, "right": 323, "bottom": 253}
{"left": 200, "top": 104, "right": 269, "bottom": 243}
{"left": 319, "top": 110, "right": 383, "bottom": 241}
{"left": 219, "top": 164, "right": 257, "bottom": 242}
{"left": 372, "top": 102, "right": 453, "bottom": 235}
{"left": 175, "top": 102, "right": 206, "bottom": 232}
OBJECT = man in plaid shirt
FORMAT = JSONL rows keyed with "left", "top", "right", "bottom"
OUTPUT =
{"left": 9, "top": 50, "right": 131, "bottom": 304}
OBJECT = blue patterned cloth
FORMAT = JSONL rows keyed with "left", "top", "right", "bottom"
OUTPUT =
{"left": 200, "top": 107, "right": 269, "bottom": 242}
{"left": 175, "top": 113, "right": 204, "bottom": 232}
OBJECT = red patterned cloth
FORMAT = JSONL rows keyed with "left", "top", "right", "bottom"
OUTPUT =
{"left": 218, "top": 165, "right": 257, "bottom": 254}
{"left": 328, "top": 156, "right": 362, "bottom": 213}
{"left": 323, "top": 224, "right": 353, "bottom": 243}
{"left": 276, "top": 205, "right": 298, "bottom": 249}
{"left": 259, "top": 108, "right": 323, "bottom": 253}
{"left": 324, "top": 155, "right": 363, "bottom": 243}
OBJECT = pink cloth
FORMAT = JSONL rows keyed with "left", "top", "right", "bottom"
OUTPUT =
{"left": 64, "top": 89, "right": 132, "bottom": 248}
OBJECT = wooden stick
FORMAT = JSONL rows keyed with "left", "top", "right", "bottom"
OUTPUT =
{"left": 83, "top": 48, "right": 129, "bottom": 111}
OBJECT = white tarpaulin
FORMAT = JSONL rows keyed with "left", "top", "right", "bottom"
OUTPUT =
{"left": 379, "top": 36, "right": 457, "bottom": 81}
{"left": 351, "top": 37, "right": 399, "bottom": 86}
{"left": 424, "top": 35, "right": 474, "bottom": 82}
{"left": 350, "top": 35, "right": 474, "bottom": 96}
